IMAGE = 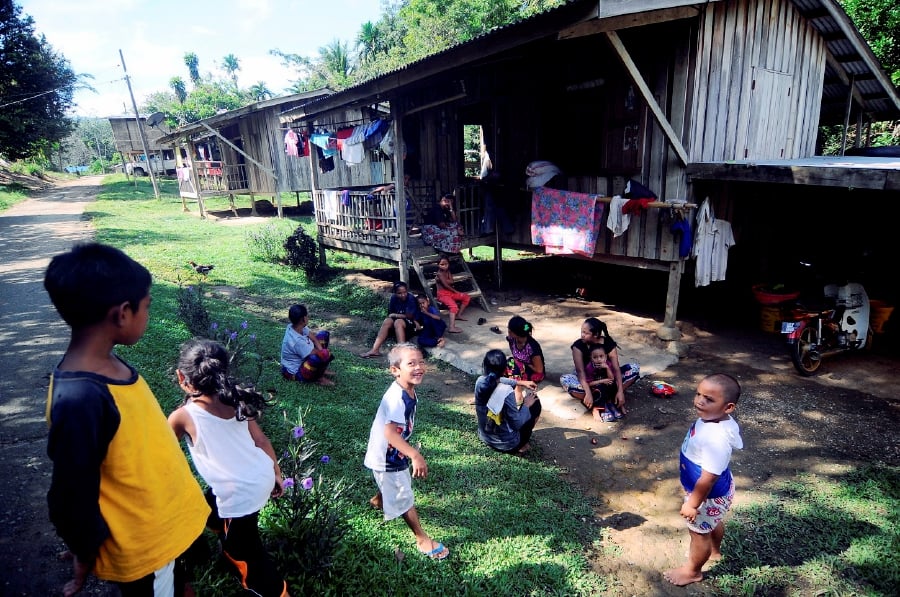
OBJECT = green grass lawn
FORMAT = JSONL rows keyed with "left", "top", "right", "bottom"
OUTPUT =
{"left": 67, "top": 175, "right": 900, "bottom": 595}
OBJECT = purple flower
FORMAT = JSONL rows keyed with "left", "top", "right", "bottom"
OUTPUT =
{"left": 282, "top": 477, "right": 295, "bottom": 489}
{"left": 187, "top": 286, "right": 194, "bottom": 292}
{"left": 249, "top": 334, "right": 257, "bottom": 341}
{"left": 230, "top": 331, "right": 238, "bottom": 341}
{"left": 320, "top": 455, "right": 330, "bottom": 464}
{"left": 211, "top": 322, "right": 219, "bottom": 330}
{"left": 282, "top": 450, "right": 289, "bottom": 458}
{"left": 301, "top": 477, "right": 314, "bottom": 490}
{"left": 292, "top": 426, "right": 304, "bottom": 438}
{"left": 241, "top": 321, "right": 248, "bottom": 329}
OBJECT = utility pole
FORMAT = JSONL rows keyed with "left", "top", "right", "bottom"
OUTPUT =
{"left": 119, "top": 49, "right": 160, "bottom": 199}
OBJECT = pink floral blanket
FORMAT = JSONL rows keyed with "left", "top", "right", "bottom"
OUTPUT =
{"left": 530, "top": 187, "right": 604, "bottom": 256}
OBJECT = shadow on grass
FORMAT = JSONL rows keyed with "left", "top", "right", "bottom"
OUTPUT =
{"left": 713, "top": 464, "right": 899, "bottom": 595}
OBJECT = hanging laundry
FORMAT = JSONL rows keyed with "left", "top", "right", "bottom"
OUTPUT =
{"left": 606, "top": 195, "right": 631, "bottom": 237}
{"left": 363, "top": 119, "right": 389, "bottom": 150}
{"left": 670, "top": 216, "right": 693, "bottom": 258}
{"left": 692, "top": 197, "right": 735, "bottom": 287}
{"left": 310, "top": 133, "right": 338, "bottom": 157}
{"left": 340, "top": 190, "right": 351, "bottom": 207}
{"left": 284, "top": 129, "right": 299, "bottom": 157}
{"left": 530, "top": 187, "right": 604, "bottom": 257}
{"left": 622, "top": 197, "right": 654, "bottom": 215}
{"left": 525, "top": 161, "right": 562, "bottom": 190}
{"left": 322, "top": 191, "right": 339, "bottom": 221}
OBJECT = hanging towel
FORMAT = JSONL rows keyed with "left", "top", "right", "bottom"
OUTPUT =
{"left": 530, "top": 187, "right": 604, "bottom": 257}
{"left": 340, "top": 190, "right": 351, "bottom": 207}
{"left": 323, "top": 190, "right": 339, "bottom": 221}
{"left": 311, "top": 133, "right": 338, "bottom": 157}
{"left": 284, "top": 129, "right": 299, "bottom": 157}
{"left": 607, "top": 195, "right": 631, "bottom": 237}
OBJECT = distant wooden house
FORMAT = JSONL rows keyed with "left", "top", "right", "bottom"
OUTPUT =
{"left": 108, "top": 116, "right": 176, "bottom": 170}
{"left": 157, "top": 89, "right": 332, "bottom": 217}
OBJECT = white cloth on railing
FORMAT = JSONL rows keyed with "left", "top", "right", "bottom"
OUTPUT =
{"left": 323, "top": 191, "right": 339, "bottom": 221}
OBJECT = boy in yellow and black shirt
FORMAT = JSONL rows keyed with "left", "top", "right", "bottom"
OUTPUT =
{"left": 44, "top": 243, "right": 209, "bottom": 596}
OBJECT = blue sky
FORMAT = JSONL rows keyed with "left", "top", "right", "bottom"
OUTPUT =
{"left": 19, "top": 0, "right": 385, "bottom": 117}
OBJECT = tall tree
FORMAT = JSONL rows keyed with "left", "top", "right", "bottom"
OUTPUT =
{"left": 0, "top": 0, "right": 77, "bottom": 160}
{"left": 169, "top": 76, "right": 187, "bottom": 104}
{"left": 248, "top": 81, "right": 272, "bottom": 102}
{"left": 183, "top": 52, "right": 200, "bottom": 85}
{"left": 221, "top": 53, "right": 240, "bottom": 88}
{"left": 840, "top": 0, "right": 900, "bottom": 84}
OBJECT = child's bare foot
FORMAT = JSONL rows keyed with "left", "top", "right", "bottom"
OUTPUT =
{"left": 436, "top": 338, "right": 446, "bottom": 348}
{"left": 323, "top": 369, "right": 337, "bottom": 377}
{"left": 369, "top": 495, "right": 383, "bottom": 510}
{"left": 517, "top": 443, "right": 531, "bottom": 455}
{"left": 591, "top": 408, "right": 604, "bottom": 421}
{"left": 455, "top": 315, "right": 467, "bottom": 321}
{"left": 663, "top": 566, "right": 704, "bottom": 586}
{"left": 316, "top": 377, "right": 335, "bottom": 387}
{"left": 448, "top": 327, "right": 463, "bottom": 333}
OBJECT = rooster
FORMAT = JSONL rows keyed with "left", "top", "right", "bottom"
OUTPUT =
{"left": 189, "top": 261, "right": 215, "bottom": 276}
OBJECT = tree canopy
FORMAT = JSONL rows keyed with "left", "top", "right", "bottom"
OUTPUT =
{"left": 0, "top": 0, "right": 78, "bottom": 160}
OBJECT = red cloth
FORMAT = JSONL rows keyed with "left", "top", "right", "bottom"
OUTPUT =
{"left": 622, "top": 198, "right": 654, "bottom": 215}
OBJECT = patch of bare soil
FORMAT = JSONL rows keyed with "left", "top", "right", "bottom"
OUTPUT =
{"left": 407, "top": 262, "right": 900, "bottom": 596}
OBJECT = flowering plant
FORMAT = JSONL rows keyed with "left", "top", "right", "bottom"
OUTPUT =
{"left": 262, "top": 407, "right": 349, "bottom": 584}
{"left": 176, "top": 281, "right": 262, "bottom": 384}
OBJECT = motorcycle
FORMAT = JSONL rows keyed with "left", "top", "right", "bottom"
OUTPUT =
{"left": 781, "top": 280, "right": 872, "bottom": 376}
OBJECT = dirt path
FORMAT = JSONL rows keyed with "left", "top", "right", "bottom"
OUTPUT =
{"left": 1, "top": 178, "right": 898, "bottom": 596}
{"left": 0, "top": 176, "right": 101, "bottom": 595}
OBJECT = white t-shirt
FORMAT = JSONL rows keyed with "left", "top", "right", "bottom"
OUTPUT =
{"left": 363, "top": 382, "right": 417, "bottom": 473}
{"left": 280, "top": 324, "right": 313, "bottom": 374}
{"left": 183, "top": 402, "right": 274, "bottom": 518}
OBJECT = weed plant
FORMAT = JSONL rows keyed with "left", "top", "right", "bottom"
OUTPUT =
{"left": 0, "top": 183, "right": 28, "bottom": 211}
{"left": 91, "top": 176, "right": 899, "bottom": 596}
{"left": 246, "top": 221, "right": 292, "bottom": 263}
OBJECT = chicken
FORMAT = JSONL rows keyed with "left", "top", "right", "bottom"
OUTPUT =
{"left": 189, "top": 261, "right": 215, "bottom": 275}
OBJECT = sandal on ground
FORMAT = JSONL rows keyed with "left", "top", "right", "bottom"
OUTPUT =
{"left": 358, "top": 352, "right": 380, "bottom": 359}
{"left": 608, "top": 405, "right": 624, "bottom": 420}
{"left": 600, "top": 411, "right": 617, "bottom": 423}
{"left": 418, "top": 541, "right": 449, "bottom": 560}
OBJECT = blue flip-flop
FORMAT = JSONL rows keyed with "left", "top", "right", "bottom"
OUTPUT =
{"left": 419, "top": 542, "right": 449, "bottom": 560}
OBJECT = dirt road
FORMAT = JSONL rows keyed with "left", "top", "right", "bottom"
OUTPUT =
{"left": 0, "top": 176, "right": 102, "bottom": 596}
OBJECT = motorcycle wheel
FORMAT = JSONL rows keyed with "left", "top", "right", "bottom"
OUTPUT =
{"left": 791, "top": 325, "right": 821, "bottom": 376}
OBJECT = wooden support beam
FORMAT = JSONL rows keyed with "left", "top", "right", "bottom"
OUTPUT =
{"left": 604, "top": 31, "right": 690, "bottom": 166}
{"left": 559, "top": 6, "right": 699, "bottom": 39}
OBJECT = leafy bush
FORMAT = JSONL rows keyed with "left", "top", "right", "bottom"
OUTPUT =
{"left": 263, "top": 407, "right": 350, "bottom": 588}
{"left": 246, "top": 222, "right": 288, "bottom": 263}
{"left": 284, "top": 225, "right": 320, "bottom": 279}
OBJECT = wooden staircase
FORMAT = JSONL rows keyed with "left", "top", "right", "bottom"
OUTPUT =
{"left": 410, "top": 250, "right": 491, "bottom": 313}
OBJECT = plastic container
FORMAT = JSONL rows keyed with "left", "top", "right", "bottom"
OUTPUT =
{"left": 752, "top": 284, "right": 800, "bottom": 305}
{"left": 759, "top": 304, "right": 784, "bottom": 333}
{"left": 869, "top": 300, "right": 894, "bottom": 334}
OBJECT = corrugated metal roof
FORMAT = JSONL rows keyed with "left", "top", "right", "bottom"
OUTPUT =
{"left": 281, "top": 0, "right": 899, "bottom": 126}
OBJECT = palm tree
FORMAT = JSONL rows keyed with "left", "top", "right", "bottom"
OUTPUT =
{"left": 183, "top": 52, "right": 200, "bottom": 85}
{"left": 221, "top": 54, "right": 240, "bottom": 88}
{"left": 248, "top": 81, "right": 272, "bottom": 102}
{"left": 169, "top": 76, "right": 187, "bottom": 104}
{"left": 356, "top": 21, "right": 381, "bottom": 63}
{"left": 317, "top": 39, "right": 352, "bottom": 89}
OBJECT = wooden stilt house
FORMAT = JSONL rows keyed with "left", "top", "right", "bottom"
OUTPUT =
{"left": 190, "top": 0, "right": 900, "bottom": 337}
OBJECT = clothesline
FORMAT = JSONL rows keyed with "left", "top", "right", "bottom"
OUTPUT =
{"left": 595, "top": 197, "right": 697, "bottom": 209}
{"left": 279, "top": 118, "right": 391, "bottom": 132}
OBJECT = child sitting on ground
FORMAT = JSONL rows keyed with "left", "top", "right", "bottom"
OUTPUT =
{"left": 474, "top": 349, "right": 541, "bottom": 455}
{"left": 415, "top": 294, "right": 446, "bottom": 349}
{"left": 280, "top": 304, "right": 335, "bottom": 386}
{"left": 586, "top": 345, "right": 622, "bottom": 422}
{"left": 169, "top": 339, "right": 290, "bottom": 597}
{"left": 434, "top": 255, "right": 470, "bottom": 333}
